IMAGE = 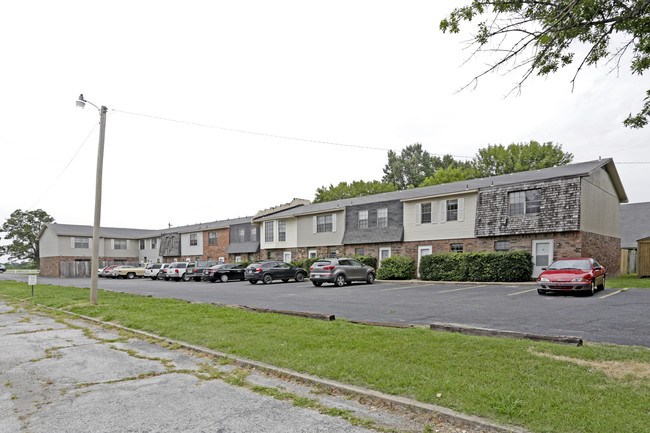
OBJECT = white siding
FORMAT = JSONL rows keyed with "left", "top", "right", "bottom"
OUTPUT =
{"left": 39, "top": 228, "right": 60, "bottom": 258}
{"left": 297, "top": 210, "right": 345, "bottom": 247}
{"left": 181, "top": 232, "right": 203, "bottom": 256}
{"left": 404, "top": 193, "right": 477, "bottom": 242}
{"left": 261, "top": 218, "right": 298, "bottom": 249}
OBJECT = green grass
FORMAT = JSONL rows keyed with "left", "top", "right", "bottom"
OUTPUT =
{"left": 2, "top": 281, "right": 649, "bottom": 433}
{"left": 607, "top": 274, "right": 650, "bottom": 289}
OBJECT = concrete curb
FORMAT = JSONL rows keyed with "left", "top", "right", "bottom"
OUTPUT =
{"left": 430, "top": 323, "right": 583, "bottom": 346}
{"left": 36, "top": 304, "right": 530, "bottom": 433}
{"left": 375, "top": 279, "right": 536, "bottom": 286}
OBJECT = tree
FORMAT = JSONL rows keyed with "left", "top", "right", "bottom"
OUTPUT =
{"left": 0, "top": 209, "right": 54, "bottom": 266}
{"left": 472, "top": 141, "right": 573, "bottom": 177}
{"left": 419, "top": 166, "right": 476, "bottom": 187}
{"left": 382, "top": 144, "right": 464, "bottom": 189}
{"left": 440, "top": 1, "right": 650, "bottom": 128}
{"left": 314, "top": 180, "right": 398, "bottom": 204}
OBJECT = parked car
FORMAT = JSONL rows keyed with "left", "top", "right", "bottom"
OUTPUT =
{"left": 158, "top": 264, "right": 171, "bottom": 280}
{"left": 144, "top": 263, "right": 167, "bottom": 280}
{"left": 166, "top": 262, "right": 190, "bottom": 281}
{"left": 537, "top": 258, "right": 606, "bottom": 296}
{"left": 99, "top": 265, "right": 118, "bottom": 277}
{"left": 0, "top": 264, "right": 6, "bottom": 273}
{"left": 184, "top": 260, "right": 221, "bottom": 282}
{"left": 309, "top": 257, "right": 375, "bottom": 287}
{"left": 202, "top": 263, "right": 246, "bottom": 283}
{"left": 109, "top": 265, "right": 146, "bottom": 279}
{"left": 244, "top": 261, "right": 307, "bottom": 284}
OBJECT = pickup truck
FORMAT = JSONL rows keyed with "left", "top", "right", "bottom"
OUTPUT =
{"left": 184, "top": 260, "right": 221, "bottom": 281}
{"left": 109, "top": 265, "right": 146, "bottom": 279}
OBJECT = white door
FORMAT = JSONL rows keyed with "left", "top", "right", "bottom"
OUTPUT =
{"left": 417, "top": 245, "right": 432, "bottom": 278}
{"left": 379, "top": 247, "right": 391, "bottom": 266}
{"left": 532, "top": 240, "right": 553, "bottom": 278}
{"left": 283, "top": 251, "right": 292, "bottom": 263}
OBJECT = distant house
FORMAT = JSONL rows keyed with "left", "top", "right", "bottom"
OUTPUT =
{"left": 619, "top": 202, "right": 650, "bottom": 274}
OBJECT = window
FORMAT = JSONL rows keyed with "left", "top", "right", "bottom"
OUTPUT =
{"left": 208, "top": 231, "right": 218, "bottom": 245}
{"left": 308, "top": 250, "right": 317, "bottom": 259}
{"left": 139, "top": 239, "right": 145, "bottom": 250}
{"left": 278, "top": 220, "right": 286, "bottom": 241}
{"left": 114, "top": 239, "right": 127, "bottom": 250}
{"left": 73, "top": 237, "right": 89, "bottom": 249}
{"left": 151, "top": 238, "right": 157, "bottom": 249}
{"left": 239, "top": 228, "right": 245, "bottom": 242}
{"left": 317, "top": 215, "right": 333, "bottom": 233}
{"left": 421, "top": 203, "right": 431, "bottom": 224}
{"left": 355, "top": 248, "right": 365, "bottom": 256}
{"left": 328, "top": 248, "right": 337, "bottom": 258}
{"left": 377, "top": 208, "right": 388, "bottom": 228}
{"left": 495, "top": 241, "right": 510, "bottom": 251}
{"left": 235, "top": 255, "right": 241, "bottom": 262}
{"left": 265, "top": 221, "right": 274, "bottom": 242}
{"left": 509, "top": 189, "right": 541, "bottom": 215}
{"left": 358, "top": 210, "right": 368, "bottom": 229}
{"left": 450, "top": 243, "right": 463, "bottom": 253}
{"left": 446, "top": 199, "right": 458, "bottom": 221}
{"left": 250, "top": 228, "right": 257, "bottom": 242}
{"left": 190, "top": 233, "right": 198, "bottom": 246}
{"left": 268, "top": 251, "right": 275, "bottom": 259}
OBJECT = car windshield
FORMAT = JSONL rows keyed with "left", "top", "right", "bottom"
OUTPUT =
{"left": 547, "top": 259, "right": 591, "bottom": 271}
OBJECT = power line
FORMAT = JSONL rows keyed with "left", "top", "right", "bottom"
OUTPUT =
{"left": 112, "top": 108, "right": 474, "bottom": 159}
{"left": 28, "top": 122, "right": 98, "bottom": 211}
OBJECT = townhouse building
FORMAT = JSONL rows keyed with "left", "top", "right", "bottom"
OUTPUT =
{"left": 39, "top": 158, "right": 627, "bottom": 278}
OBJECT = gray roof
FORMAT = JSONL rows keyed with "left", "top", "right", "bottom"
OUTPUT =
{"left": 620, "top": 202, "right": 650, "bottom": 248}
{"left": 226, "top": 242, "right": 260, "bottom": 254}
{"left": 254, "top": 158, "right": 626, "bottom": 221}
{"left": 160, "top": 217, "right": 252, "bottom": 235}
{"left": 40, "top": 223, "right": 161, "bottom": 240}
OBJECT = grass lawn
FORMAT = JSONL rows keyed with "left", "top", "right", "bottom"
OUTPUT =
{"left": 1, "top": 281, "right": 648, "bottom": 433}
{"left": 607, "top": 274, "right": 650, "bottom": 289}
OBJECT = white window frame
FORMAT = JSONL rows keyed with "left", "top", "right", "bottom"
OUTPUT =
{"left": 189, "top": 233, "right": 198, "bottom": 246}
{"left": 308, "top": 249, "right": 317, "bottom": 259}
{"left": 379, "top": 247, "right": 391, "bottom": 266}
{"left": 278, "top": 220, "right": 287, "bottom": 242}
{"left": 265, "top": 221, "right": 274, "bottom": 242}
{"left": 377, "top": 208, "right": 388, "bottom": 228}
{"left": 358, "top": 210, "right": 369, "bottom": 229}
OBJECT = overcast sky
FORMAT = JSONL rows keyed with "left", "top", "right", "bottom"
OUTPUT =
{"left": 1, "top": 1, "right": 649, "bottom": 245}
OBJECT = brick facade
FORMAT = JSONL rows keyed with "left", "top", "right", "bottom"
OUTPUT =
{"left": 203, "top": 228, "right": 230, "bottom": 261}
{"left": 40, "top": 256, "right": 139, "bottom": 277}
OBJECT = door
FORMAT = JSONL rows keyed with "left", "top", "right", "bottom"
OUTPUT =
{"left": 532, "top": 240, "right": 553, "bottom": 278}
{"left": 379, "top": 247, "right": 391, "bottom": 266}
{"left": 417, "top": 246, "right": 432, "bottom": 278}
{"left": 283, "top": 251, "right": 292, "bottom": 263}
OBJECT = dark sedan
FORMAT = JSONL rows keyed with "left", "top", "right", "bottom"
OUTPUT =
{"left": 202, "top": 263, "right": 246, "bottom": 283}
{"left": 537, "top": 258, "right": 606, "bottom": 296}
{"left": 244, "top": 261, "right": 307, "bottom": 284}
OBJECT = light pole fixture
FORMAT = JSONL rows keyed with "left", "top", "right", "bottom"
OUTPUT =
{"left": 76, "top": 94, "right": 107, "bottom": 305}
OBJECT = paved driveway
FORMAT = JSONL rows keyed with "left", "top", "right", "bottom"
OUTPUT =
{"left": 3, "top": 274, "right": 649, "bottom": 347}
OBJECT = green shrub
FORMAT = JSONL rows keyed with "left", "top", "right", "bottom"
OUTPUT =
{"left": 376, "top": 255, "right": 416, "bottom": 280}
{"left": 419, "top": 251, "right": 533, "bottom": 282}
{"left": 354, "top": 255, "right": 377, "bottom": 269}
{"left": 236, "top": 260, "right": 252, "bottom": 268}
{"left": 290, "top": 260, "right": 305, "bottom": 269}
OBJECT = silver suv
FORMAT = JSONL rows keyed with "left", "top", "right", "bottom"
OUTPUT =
{"left": 309, "top": 258, "right": 375, "bottom": 287}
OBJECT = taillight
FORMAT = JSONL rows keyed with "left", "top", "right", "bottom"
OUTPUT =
{"left": 323, "top": 265, "right": 335, "bottom": 270}
{"left": 256, "top": 268, "right": 263, "bottom": 272}
{"left": 175, "top": 269, "right": 179, "bottom": 273}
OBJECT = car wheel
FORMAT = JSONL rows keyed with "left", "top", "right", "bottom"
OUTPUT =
{"left": 597, "top": 277, "right": 605, "bottom": 291}
{"left": 220, "top": 274, "right": 228, "bottom": 283}
{"left": 150, "top": 277, "right": 157, "bottom": 281}
{"left": 312, "top": 281, "right": 322, "bottom": 287}
{"left": 366, "top": 273, "right": 375, "bottom": 284}
{"left": 537, "top": 289, "right": 547, "bottom": 295}
{"left": 126, "top": 272, "right": 135, "bottom": 279}
{"left": 587, "top": 280, "right": 595, "bottom": 296}
{"left": 249, "top": 279, "right": 258, "bottom": 284}
{"left": 295, "top": 272, "right": 305, "bottom": 283}
{"left": 263, "top": 274, "right": 273, "bottom": 285}
{"left": 181, "top": 274, "right": 190, "bottom": 282}
{"left": 193, "top": 277, "right": 201, "bottom": 282}
{"left": 334, "top": 274, "right": 346, "bottom": 287}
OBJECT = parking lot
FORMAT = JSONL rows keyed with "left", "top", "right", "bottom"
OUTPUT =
{"left": 4, "top": 273, "right": 648, "bottom": 348}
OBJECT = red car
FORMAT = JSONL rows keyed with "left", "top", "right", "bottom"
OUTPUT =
{"left": 537, "top": 258, "right": 606, "bottom": 296}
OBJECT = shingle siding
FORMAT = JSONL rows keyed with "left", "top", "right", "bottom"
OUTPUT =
{"left": 475, "top": 178, "right": 581, "bottom": 237}
{"left": 342, "top": 200, "right": 404, "bottom": 244}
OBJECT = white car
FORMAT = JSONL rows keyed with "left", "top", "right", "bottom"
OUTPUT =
{"left": 166, "top": 262, "right": 189, "bottom": 281}
{"left": 144, "top": 263, "right": 168, "bottom": 280}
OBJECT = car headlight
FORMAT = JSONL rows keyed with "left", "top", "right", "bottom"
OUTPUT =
{"left": 572, "top": 277, "right": 589, "bottom": 282}
{"left": 539, "top": 277, "right": 550, "bottom": 282}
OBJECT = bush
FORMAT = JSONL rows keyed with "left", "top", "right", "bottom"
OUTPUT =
{"left": 376, "top": 255, "right": 416, "bottom": 280}
{"left": 236, "top": 260, "right": 252, "bottom": 268}
{"left": 354, "top": 255, "right": 377, "bottom": 269}
{"left": 419, "top": 251, "right": 533, "bottom": 282}
{"left": 290, "top": 260, "right": 305, "bottom": 269}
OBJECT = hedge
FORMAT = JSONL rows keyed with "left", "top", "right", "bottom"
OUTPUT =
{"left": 419, "top": 251, "right": 533, "bottom": 282}
{"left": 376, "top": 255, "right": 416, "bottom": 280}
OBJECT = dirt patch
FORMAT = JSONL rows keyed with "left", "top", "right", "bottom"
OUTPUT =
{"left": 529, "top": 348, "right": 650, "bottom": 381}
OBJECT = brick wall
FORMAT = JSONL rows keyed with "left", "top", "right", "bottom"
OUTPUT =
{"left": 39, "top": 256, "right": 139, "bottom": 277}
{"left": 203, "top": 228, "right": 230, "bottom": 261}
{"left": 581, "top": 231, "right": 621, "bottom": 274}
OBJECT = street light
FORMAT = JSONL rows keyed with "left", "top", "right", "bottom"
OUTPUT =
{"left": 76, "top": 94, "right": 107, "bottom": 305}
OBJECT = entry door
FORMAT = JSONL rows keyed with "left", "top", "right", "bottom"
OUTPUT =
{"left": 379, "top": 247, "right": 391, "bottom": 266}
{"left": 532, "top": 240, "right": 553, "bottom": 278}
{"left": 417, "top": 245, "right": 432, "bottom": 278}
